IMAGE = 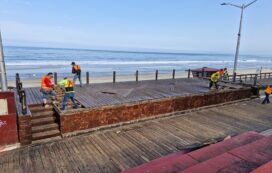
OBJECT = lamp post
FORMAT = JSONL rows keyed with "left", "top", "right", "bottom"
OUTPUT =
{"left": 0, "top": 31, "right": 8, "bottom": 91}
{"left": 221, "top": 0, "right": 257, "bottom": 82}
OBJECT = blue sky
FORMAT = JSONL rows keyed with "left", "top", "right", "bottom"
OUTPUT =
{"left": 0, "top": 0, "right": 271, "bottom": 54}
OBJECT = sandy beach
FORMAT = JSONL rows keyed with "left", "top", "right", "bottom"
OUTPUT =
{"left": 8, "top": 67, "right": 272, "bottom": 88}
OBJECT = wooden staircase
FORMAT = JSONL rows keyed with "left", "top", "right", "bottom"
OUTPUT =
{"left": 29, "top": 105, "right": 61, "bottom": 143}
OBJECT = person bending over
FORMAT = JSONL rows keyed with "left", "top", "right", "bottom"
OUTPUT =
{"left": 40, "top": 72, "right": 56, "bottom": 107}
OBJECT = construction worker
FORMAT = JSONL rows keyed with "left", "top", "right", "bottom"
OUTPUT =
{"left": 223, "top": 68, "right": 229, "bottom": 80}
{"left": 58, "top": 77, "right": 78, "bottom": 110}
{"left": 71, "top": 62, "right": 82, "bottom": 87}
{"left": 40, "top": 72, "right": 56, "bottom": 107}
{"left": 262, "top": 85, "right": 272, "bottom": 104}
{"left": 209, "top": 71, "right": 220, "bottom": 89}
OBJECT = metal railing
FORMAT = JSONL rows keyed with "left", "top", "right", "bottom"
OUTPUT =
{"left": 49, "top": 69, "right": 181, "bottom": 85}
{"left": 16, "top": 73, "right": 27, "bottom": 115}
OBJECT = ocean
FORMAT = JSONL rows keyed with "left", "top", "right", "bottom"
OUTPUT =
{"left": 4, "top": 46, "right": 272, "bottom": 79}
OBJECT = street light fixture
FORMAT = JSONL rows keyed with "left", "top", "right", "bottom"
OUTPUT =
{"left": 221, "top": 0, "right": 258, "bottom": 82}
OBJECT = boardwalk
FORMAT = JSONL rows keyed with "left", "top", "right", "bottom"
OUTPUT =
{"left": 23, "top": 78, "right": 243, "bottom": 108}
{"left": 1, "top": 98, "right": 271, "bottom": 173}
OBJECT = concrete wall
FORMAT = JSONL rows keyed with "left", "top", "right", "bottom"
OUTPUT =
{"left": 0, "top": 92, "right": 18, "bottom": 146}
{"left": 60, "top": 88, "right": 252, "bottom": 134}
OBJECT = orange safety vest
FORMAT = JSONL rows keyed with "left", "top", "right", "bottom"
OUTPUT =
{"left": 73, "top": 64, "right": 80, "bottom": 71}
{"left": 219, "top": 69, "right": 225, "bottom": 75}
{"left": 64, "top": 79, "right": 74, "bottom": 92}
{"left": 265, "top": 86, "right": 272, "bottom": 95}
{"left": 211, "top": 72, "right": 220, "bottom": 82}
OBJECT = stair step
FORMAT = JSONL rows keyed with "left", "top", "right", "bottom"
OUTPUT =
{"left": 30, "top": 106, "right": 53, "bottom": 113}
{"left": 32, "top": 129, "right": 61, "bottom": 141}
{"left": 32, "top": 123, "right": 59, "bottom": 133}
{"left": 31, "top": 136, "right": 62, "bottom": 145}
{"left": 251, "top": 160, "right": 272, "bottom": 173}
{"left": 31, "top": 111, "right": 55, "bottom": 119}
{"left": 181, "top": 136, "right": 272, "bottom": 173}
{"left": 121, "top": 131, "right": 264, "bottom": 173}
{"left": 31, "top": 117, "right": 56, "bottom": 126}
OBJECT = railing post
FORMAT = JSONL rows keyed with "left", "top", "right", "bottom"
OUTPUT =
{"left": 253, "top": 74, "right": 258, "bottom": 86}
{"left": 16, "top": 73, "right": 20, "bottom": 89}
{"left": 86, "top": 72, "right": 89, "bottom": 85}
{"left": 21, "top": 90, "right": 27, "bottom": 115}
{"left": 113, "top": 71, "right": 116, "bottom": 83}
{"left": 188, "top": 69, "right": 191, "bottom": 78}
{"left": 155, "top": 70, "right": 158, "bottom": 80}
{"left": 18, "top": 82, "right": 22, "bottom": 96}
{"left": 136, "top": 70, "right": 138, "bottom": 82}
{"left": 172, "top": 69, "right": 175, "bottom": 79}
{"left": 269, "top": 73, "right": 271, "bottom": 78}
{"left": 54, "top": 72, "right": 57, "bottom": 85}
{"left": 233, "top": 72, "right": 237, "bottom": 82}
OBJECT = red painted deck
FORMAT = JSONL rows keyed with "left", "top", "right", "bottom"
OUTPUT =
{"left": 122, "top": 131, "right": 272, "bottom": 173}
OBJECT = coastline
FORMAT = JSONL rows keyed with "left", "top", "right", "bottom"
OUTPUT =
{"left": 8, "top": 67, "right": 272, "bottom": 88}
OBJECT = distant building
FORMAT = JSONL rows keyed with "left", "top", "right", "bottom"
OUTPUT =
{"left": 191, "top": 67, "right": 219, "bottom": 78}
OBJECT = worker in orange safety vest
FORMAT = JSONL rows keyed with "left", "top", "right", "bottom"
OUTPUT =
{"left": 71, "top": 62, "right": 82, "bottom": 87}
{"left": 262, "top": 85, "right": 272, "bottom": 104}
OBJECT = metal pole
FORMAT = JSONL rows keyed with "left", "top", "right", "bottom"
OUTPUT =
{"left": 136, "top": 70, "right": 138, "bottom": 82}
{"left": 187, "top": 69, "right": 191, "bottom": 78}
{"left": 113, "top": 71, "right": 116, "bottom": 83}
{"left": 222, "top": 0, "right": 258, "bottom": 82}
{"left": 233, "top": 6, "right": 244, "bottom": 82}
{"left": 172, "top": 69, "right": 175, "bottom": 79}
{"left": 0, "top": 31, "right": 8, "bottom": 91}
{"left": 54, "top": 72, "right": 58, "bottom": 85}
{"left": 86, "top": 72, "right": 89, "bottom": 85}
{"left": 155, "top": 70, "right": 158, "bottom": 80}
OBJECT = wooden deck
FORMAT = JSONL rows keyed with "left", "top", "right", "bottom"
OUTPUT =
{"left": 1, "top": 98, "right": 272, "bottom": 173}
{"left": 22, "top": 78, "right": 244, "bottom": 108}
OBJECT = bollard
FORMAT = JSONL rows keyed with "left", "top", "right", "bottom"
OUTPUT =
{"left": 233, "top": 72, "right": 237, "bottom": 82}
{"left": 54, "top": 72, "right": 57, "bottom": 85}
{"left": 86, "top": 72, "right": 89, "bottom": 85}
{"left": 187, "top": 69, "right": 191, "bottom": 78}
{"left": 113, "top": 71, "right": 116, "bottom": 83}
{"left": 155, "top": 70, "right": 158, "bottom": 80}
{"left": 172, "top": 69, "right": 175, "bottom": 79}
{"left": 136, "top": 70, "right": 138, "bottom": 82}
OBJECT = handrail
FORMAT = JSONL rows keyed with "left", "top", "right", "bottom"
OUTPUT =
{"left": 15, "top": 73, "right": 28, "bottom": 115}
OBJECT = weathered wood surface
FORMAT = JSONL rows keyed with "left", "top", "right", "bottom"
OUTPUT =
{"left": 20, "top": 78, "right": 243, "bottom": 108}
{"left": 1, "top": 98, "right": 272, "bottom": 173}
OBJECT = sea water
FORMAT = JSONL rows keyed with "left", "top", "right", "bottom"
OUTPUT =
{"left": 4, "top": 46, "right": 272, "bottom": 79}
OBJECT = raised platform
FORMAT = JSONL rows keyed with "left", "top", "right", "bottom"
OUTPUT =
{"left": 15, "top": 78, "right": 256, "bottom": 144}
{"left": 23, "top": 78, "right": 245, "bottom": 107}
